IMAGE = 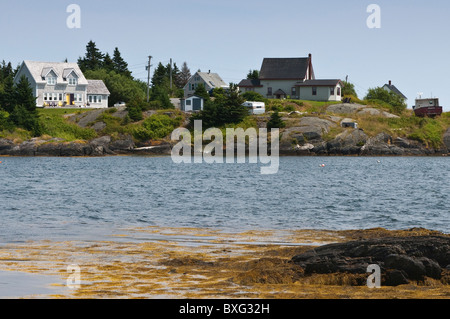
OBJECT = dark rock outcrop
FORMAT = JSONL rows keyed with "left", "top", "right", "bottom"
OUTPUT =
{"left": 292, "top": 236, "right": 450, "bottom": 286}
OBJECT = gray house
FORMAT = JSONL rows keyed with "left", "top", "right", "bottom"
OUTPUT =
{"left": 382, "top": 80, "right": 407, "bottom": 101}
{"left": 184, "top": 71, "right": 228, "bottom": 97}
{"left": 14, "top": 60, "right": 110, "bottom": 108}
{"left": 238, "top": 54, "right": 342, "bottom": 102}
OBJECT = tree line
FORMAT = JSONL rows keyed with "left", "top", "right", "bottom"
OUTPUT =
{"left": 0, "top": 62, "right": 41, "bottom": 136}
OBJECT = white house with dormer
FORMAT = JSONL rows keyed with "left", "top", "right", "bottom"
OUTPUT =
{"left": 183, "top": 71, "right": 228, "bottom": 97}
{"left": 14, "top": 61, "right": 110, "bottom": 108}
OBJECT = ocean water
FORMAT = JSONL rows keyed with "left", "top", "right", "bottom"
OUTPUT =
{"left": 0, "top": 156, "right": 449, "bottom": 243}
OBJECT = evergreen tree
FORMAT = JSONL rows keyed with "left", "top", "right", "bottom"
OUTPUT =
{"left": 10, "top": 75, "right": 41, "bottom": 136}
{"left": 267, "top": 112, "right": 286, "bottom": 131}
{"left": 102, "top": 53, "right": 115, "bottom": 72}
{"left": 1, "top": 75, "right": 16, "bottom": 113}
{"left": 247, "top": 69, "right": 260, "bottom": 80}
{"left": 193, "top": 83, "right": 210, "bottom": 101}
{"left": 179, "top": 62, "right": 191, "bottom": 88}
{"left": 78, "top": 40, "right": 104, "bottom": 72}
{"left": 191, "top": 84, "right": 247, "bottom": 128}
{"left": 151, "top": 63, "right": 169, "bottom": 88}
{"left": 112, "top": 47, "right": 131, "bottom": 77}
{"left": 150, "top": 85, "right": 173, "bottom": 109}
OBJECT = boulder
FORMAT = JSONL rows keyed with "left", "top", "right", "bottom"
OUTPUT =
{"left": 60, "top": 142, "right": 90, "bottom": 157}
{"left": 36, "top": 143, "right": 62, "bottom": 157}
{"left": 327, "top": 103, "right": 367, "bottom": 114}
{"left": 0, "top": 139, "right": 14, "bottom": 155}
{"left": 292, "top": 235, "right": 450, "bottom": 286}
{"left": 327, "top": 129, "right": 368, "bottom": 155}
{"left": 109, "top": 135, "right": 135, "bottom": 153}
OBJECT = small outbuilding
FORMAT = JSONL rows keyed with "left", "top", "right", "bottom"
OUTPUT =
{"left": 180, "top": 95, "right": 204, "bottom": 112}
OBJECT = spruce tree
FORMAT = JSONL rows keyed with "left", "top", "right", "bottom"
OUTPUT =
{"left": 179, "top": 62, "right": 191, "bottom": 88}
{"left": 103, "top": 53, "right": 115, "bottom": 72}
{"left": 78, "top": 40, "right": 104, "bottom": 72}
{"left": 112, "top": 47, "right": 131, "bottom": 77}
{"left": 1, "top": 75, "right": 15, "bottom": 113}
{"left": 11, "top": 75, "right": 41, "bottom": 136}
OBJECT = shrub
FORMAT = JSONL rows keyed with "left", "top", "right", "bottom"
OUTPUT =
{"left": 133, "top": 114, "right": 182, "bottom": 141}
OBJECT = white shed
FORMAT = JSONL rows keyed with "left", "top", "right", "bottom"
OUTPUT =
{"left": 181, "top": 95, "right": 204, "bottom": 112}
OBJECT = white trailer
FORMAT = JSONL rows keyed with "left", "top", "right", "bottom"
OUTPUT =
{"left": 242, "top": 101, "right": 266, "bottom": 115}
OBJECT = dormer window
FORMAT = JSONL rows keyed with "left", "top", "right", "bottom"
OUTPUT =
{"left": 68, "top": 77, "right": 78, "bottom": 86}
{"left": 47, "top": 75, "right": 56, "bottom": 85}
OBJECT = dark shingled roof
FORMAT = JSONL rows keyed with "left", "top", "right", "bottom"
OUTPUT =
{"left": 296, "top": 79, "right": 342, "bottom": 87}
{"left": 237, "top": 79, "right": 262, "bottom": 87}
{"left": 384, "top": 83, "right": 407, "bottom": 100}
{"left": 259, "top": 57, "right": 310, "bottom": 80}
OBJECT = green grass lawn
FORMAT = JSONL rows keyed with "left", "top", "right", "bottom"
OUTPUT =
{"left": 38, "top": 108, "right": 97, "bottom": 142}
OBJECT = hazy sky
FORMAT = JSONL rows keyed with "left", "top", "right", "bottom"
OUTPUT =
{"left": 1, "top": 0, "right": 450, "bottom": 109}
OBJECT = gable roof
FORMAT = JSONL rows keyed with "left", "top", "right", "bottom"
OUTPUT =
{"left": 237, "top": 79, "right": 262, "bottom": 88}
{"left": 87, "top": 80, "right": 110, "bottom": 95}
{"left": 295, "top": 79, "right": 342, "bottom": 87}
{"left": 195, "top": 72, "right": 228, "bottom": 89}
{"left": 383, "top": 82, "right": 407, "bottom": 100}
{"left": 259, "top": 57, "right": 314, "bottom": 80}
{"left": 16, "top": 61, "right": 88, "bottom": 85}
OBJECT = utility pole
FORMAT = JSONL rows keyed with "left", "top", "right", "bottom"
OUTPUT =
{"left": 169, "top": 58, "right": 173, "bottom": 91}
{"left": 146, "top": 56, "right": 152, "bottom": 102}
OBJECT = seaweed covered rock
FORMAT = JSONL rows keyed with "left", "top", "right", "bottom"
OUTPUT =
{"left": 292, "top": 236, "right": 450, "bottom": 286}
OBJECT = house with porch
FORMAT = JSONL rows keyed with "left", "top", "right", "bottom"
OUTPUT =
{"left": 238, "top": 54, "right": 342, "bottom": 102}
{"left": 14, "top": 60, "right": 110, "bottom": 108}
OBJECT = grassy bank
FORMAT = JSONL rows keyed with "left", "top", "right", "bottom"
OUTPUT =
{"left": 1, "top": 99, "right": 450, "bottom": 150}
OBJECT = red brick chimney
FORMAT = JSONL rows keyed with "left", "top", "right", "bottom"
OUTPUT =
{"left": 308, "top": 53, "right": 313, "bottom": 80}
{"left": 389, "top": 80, "right": 392, "bottom": 86}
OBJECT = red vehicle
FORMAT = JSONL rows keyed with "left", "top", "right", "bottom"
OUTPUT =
{"left": 413, "top": 98, "right": 443, "bottom": 117}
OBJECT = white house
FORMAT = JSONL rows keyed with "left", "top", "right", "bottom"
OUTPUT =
{"left": 180, "top": 95, "right": 204, "bottom": 112}
{"left": 14, "top": 60, "right": 110, "bottom": 108}
{"left": 238, "top": 54, "right": 342, "bottom": 102}
{"left": 184, "top": 71, "right": 228, "bottom": 97}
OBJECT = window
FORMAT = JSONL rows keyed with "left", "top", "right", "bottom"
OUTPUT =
{"left": 291, "top": 87, "right": 297, "bottom": 96}
{"left": 88, "top": 95, "right": 102, "bottom": 103}
{"left": 337, "top": 87, "right": 341, "bottom": 96}
{"left": 52, "top": 93, "right": 58, "bottom": 101}
{"left": 312, "top": 87, "right": 317, "bottom": 96}
{"left": 186, "top": 99, "right": 192, "bottom": 106}
{"left": 267, "top": 87, "right": 272, "bottom": 96}
{"left": 330, "top": 87, "right": 335, "bottom": 95}
{"left": 47, "top": 76, "right": 56, "bottom": 85}
{"left": 43, "top": 93, "right": 48, "bottom": 101}
{"left": 59, "top": 93, "right": 63, "bottom": 101}
{"left": 68, "top": 77, "right": 78, "bottom": 86}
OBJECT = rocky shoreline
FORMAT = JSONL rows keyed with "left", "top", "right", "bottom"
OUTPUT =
{"left": 1, "top": 129, "right": 449, "bottom": 157}
{"left": 2, "top": 102, "right": 450, "bottom": 157}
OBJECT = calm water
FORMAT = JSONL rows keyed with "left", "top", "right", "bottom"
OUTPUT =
{"left": 0, "top": 156, "right": 449, "bottom": 243}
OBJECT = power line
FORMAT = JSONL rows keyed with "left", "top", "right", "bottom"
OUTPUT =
{"left": 146, "top": 56, "right": 152, "bottom": 102}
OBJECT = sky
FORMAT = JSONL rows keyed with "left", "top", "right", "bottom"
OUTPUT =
{"left": 1, "top": 0, "right": 450, "bottom": 110}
